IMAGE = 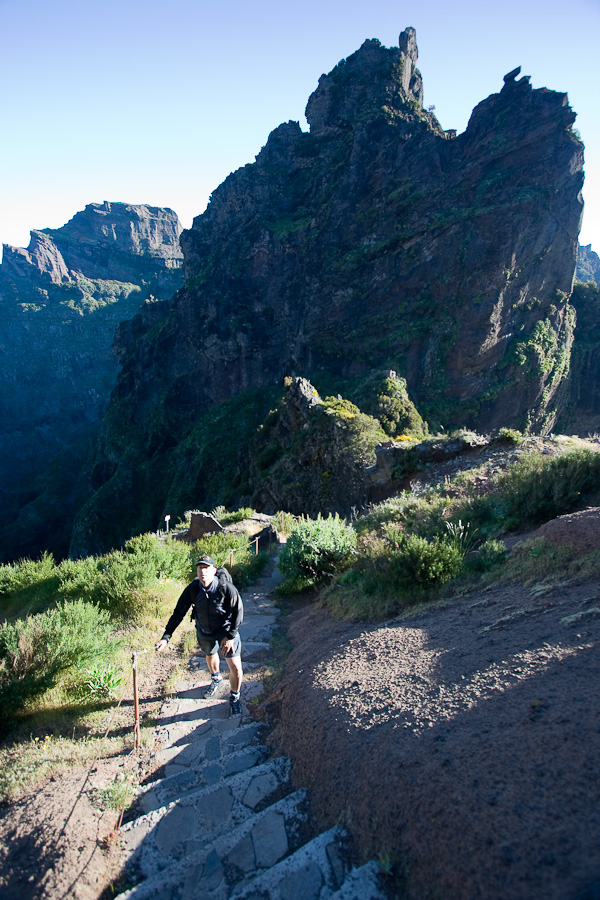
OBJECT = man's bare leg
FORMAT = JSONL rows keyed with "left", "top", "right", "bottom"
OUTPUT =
{"left": 206, "top": 653, "right": 220, "bottom": 676}
{"left": 226, "top": 656, "right": 243, "bottom": 694}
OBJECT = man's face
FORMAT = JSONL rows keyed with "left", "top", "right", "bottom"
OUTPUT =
{"left": 197, "top": 563, "right": 217, "bottom": 586}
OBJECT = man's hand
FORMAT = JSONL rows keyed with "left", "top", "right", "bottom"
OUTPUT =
{"left": 220, "top": 637, "right": 234, "bottom": 656}
{"left": 155, "top": 639, "right": 168, "bottom": 652}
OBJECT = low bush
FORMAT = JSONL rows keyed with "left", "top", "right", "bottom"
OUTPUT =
{"left": 464, "top": 539, "right": 507, "bottom": 573}
{"left": 497, "top": 427, "right": 524, "bottom": 445}
{"left": 498, "top": 449, "right": 600, "bottom": 528}
{"left": 57, "top": 534, "right": 192, "bottom": 620}
{"left": 386, "top": 533, "right": 464, "bottom": 591}
{"left": 209, "top": 506, "right": 257, "bottom": 525}
{"left": 0, "top": 551, "right": 56, "bottom": 597}
{"left": 273, "top": 510, "right": 299, "bottom": 536}
{"left": 356, "top": 494, "right": 448, "bottom": 540}
{"left": 453, "top": 448, "right": 600, "bottom": 538}
{"left": 0, "top": 600, "right": 121, "bottom": 719}
{"left": 189, "top": 531, "right": 250, "bottom": 570}
{"left": 278, "top": 514, "right": 357, "bottom": 589}
{"left": 324, "top": 531, "right": 463, "bottom": 620}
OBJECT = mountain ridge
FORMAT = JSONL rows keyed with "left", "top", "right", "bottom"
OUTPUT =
{"left": 0, "top": 202, "right": 183, "bottom": 561}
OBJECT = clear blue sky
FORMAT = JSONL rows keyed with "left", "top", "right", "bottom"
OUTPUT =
{"left": 1, "top": 0, "right": 598, "bottom": 258}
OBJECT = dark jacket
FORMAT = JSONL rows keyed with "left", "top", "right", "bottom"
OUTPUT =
{"left": 161, "top": 574, "right": 243, "bottom": 642}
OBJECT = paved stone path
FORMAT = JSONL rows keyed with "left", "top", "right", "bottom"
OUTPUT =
{"left": 114, "top": 556, "right": 385, "bottom": 900}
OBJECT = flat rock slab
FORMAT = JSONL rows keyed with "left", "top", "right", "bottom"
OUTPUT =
{"left": 241, "top": 615, "right": 279, "bottom": 642}
{"left": 229, "top": 826, "right": 347, "bottom": 900}
{"left": 329, "top": 861, "right": 386, "bottom": 899}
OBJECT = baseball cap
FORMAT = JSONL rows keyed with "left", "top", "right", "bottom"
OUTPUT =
{"left": 195, "top": 555, "right": 217, "bottom": 567}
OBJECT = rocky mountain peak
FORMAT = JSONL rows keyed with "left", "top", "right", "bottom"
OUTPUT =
{"left": 305, "top": 27, "right": 424, "bottom": 135}
{"left": 51, "top": 201, "right": 183, "bottom": 262}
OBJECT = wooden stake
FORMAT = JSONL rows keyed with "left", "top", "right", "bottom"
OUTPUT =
{"left": 132, "top": 653, "right": 141, "bottom": 749}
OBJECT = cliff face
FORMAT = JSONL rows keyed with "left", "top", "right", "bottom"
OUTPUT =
{"left": 0, "top": 202, "right": 183, "bottom": 562}
{"left": 576, "top": 244, "right": 600, "bottom": 286}
{"left": 72, "top": 29, "right": 584, "bottom": 555}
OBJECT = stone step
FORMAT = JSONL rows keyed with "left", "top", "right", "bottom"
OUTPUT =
{"left": 116, "top": 788, "right": 309, "bottom": 899}
{"left": 120, "top": 756, "right": 292, "bottom": 879}
{"left": 229, "top": 825, "right": 349, "bottom": 900}
{"left": 137, "top": 744, "right": 271, "bottom": 814}
{"left": 152, "top": 689, "right": 232, "bottom": 753}
{"left": 154, "top": 720, "right": 262, "bottom": 778}
{"left": 239, "top": 613, "right": 280, "bottom": 642}
{"left": 329, "top": 861, "right": 386, "bottom": 900}
{"left": 242, "top": 640, "right": 271, "bottom": 658}
{"left": 243, "top": 598, "right": 281, "bottom": 615}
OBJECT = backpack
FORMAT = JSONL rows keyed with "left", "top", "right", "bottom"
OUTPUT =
{"left": 216, "top": 565, "right": 233, "bottom": 585}
{"left": 189, "top": 565, "right": 239, "bottom": 622}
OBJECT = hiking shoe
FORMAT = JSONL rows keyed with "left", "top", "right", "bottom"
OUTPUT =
{"left": 205, "top": 675, "right": 223, "bottom": 697}
{"left": 229, "top": 694, "right": 242, "bottom": 716}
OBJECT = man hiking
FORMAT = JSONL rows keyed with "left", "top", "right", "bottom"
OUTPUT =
{"left": 155, "top": 555, "right": 244, "bottom": 715}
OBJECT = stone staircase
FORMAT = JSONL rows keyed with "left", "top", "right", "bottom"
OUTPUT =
{"left": 114, "top": 558, "right": 386, "bottom": 900}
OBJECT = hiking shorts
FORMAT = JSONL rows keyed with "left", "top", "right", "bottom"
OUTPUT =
{"left": 196, "top": 627, "right": 241, "bottom": 659}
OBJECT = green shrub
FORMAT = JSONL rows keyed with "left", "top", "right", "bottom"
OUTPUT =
{"left": 465, "top": 539, "right": 507, "bottom": 573}
{"left": 0, "top": 552, "right": 56, "bottom": 597}
{"left": 273, "top": 511, "right": 298, "bottom": 535}
{"left": 57, "top": 534, "right": 192, "bottom": 619}
{"left": 0, "top": 600, "right": 120, "bottom": 718}
{"left": 498, "top": 427, "right": 523, "bottom": 445}
{"left": 123, "top": 533, "right": 191, "bottom": 578}
{"left": 357, "top": 494, "right": 448, "bottom": 540}
{"left": 210, "top": 506, "right": 257, "bottom": 525}
{"left": 323, "top": 531, "right": 463, "bottom": 620}
{"left": 83, "top": 663, "right": 124, "bottom": 699}
{"left": 453, "top": 448, "right": 600, "bottom": 539}
{"left": 278, "top": 514, "right": 357, "bottom": 588}
{"left": 497, "top": 448, "right": 600, "bottom": 528}
{"left": 0, "top": 553, "right": 60, "bottom": 620}
{"left": 453, "top": 494, "right": 507, "bottom": 539}
{"left": 387, "top": 534, "right": 464, "bottom": 590}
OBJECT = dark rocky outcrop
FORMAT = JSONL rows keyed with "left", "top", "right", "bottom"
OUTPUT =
{"left": 247, "top": 376, "right": 386, "bottom": 517}
{"left": 72, "top": 28, "right": 583, "bottom": 555}
{"left": 0, "top": 202, "right": 183, "bottom": 561}
{"left": 559, "top": 280, "right": 600, "bottom": 434}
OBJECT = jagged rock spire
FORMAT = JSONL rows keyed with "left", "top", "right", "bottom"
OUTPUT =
{"left": 399, "top": 26, "right": 423, "bottom": 106}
